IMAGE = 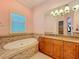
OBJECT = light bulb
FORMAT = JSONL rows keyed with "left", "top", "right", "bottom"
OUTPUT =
{"left": 65, "top": 6, "right": 70, "bottom": 13}
{"left": 73, "top": 5, "right": 79, "bottom": 12}
{"left": 59, "top": 9, "right": 64, "bottom": 16}
{"left": 59, "top": 9, "right": 64, "bottom": 13}
{"left": 55, "top": 10, "right": 59, "bottom": 16}
{"left": 50, "top": 11, "right": 55, "bottom": 16}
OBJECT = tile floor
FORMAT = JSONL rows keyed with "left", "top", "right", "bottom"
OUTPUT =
{"left": 30, "top": 52, "right": 52, "bottom": 59}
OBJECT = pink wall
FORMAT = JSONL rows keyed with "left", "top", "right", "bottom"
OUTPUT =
{"left": 73, "top": 12, "right": 79, "bottom": 32}
{"left": 33, "top": 0, "right": 73, "bottom": 34}
{"left": 0, "top": 0, "right": 32, "bottom": 36}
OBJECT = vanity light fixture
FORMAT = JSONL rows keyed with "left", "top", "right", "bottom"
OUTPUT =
{"left": 65, "top": 5, "right": 70, "bottom": 13}
{"left": 50, "top": 0, "right": 79, "bottom": 17}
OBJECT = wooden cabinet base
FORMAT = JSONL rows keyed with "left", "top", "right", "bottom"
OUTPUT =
{"left": 39, "top": 37, "right": 79, "bottom": 59}
{"left": 53, "top": 40, "right": 63, "bottom": 59}
{"left": 63, "top": 42, "right": 76, "bottom": 59}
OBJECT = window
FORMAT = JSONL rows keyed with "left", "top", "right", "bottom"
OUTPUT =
{"left": 11, "top": 13, "right": 26, "bottom": 33}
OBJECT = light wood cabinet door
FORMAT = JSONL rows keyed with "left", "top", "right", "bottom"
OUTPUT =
{"left": 75, "top": 43, "right": 79, "bottom": 59}
{"left": 39, "top": 37, "right": 45, "bottom": 53}
{"left": 39, "top": 37, "right": 51, "bottom": 56}
{"left": 63, "top": 41, "right": 76, "bottom": 59}
{"left": 53, "top": 40, "right": 63, "bottom": 59}
{"left": 44, "top": 38, "right": 51, "bottom": 56}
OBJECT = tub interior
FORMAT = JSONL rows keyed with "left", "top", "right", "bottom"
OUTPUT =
{"left": 3, "top": 38, "right": 38, "bottom": 50}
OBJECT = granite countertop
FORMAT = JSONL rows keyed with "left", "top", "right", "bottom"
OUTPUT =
{"left": 41, "top": 35, "right": 79, "bottom": 43}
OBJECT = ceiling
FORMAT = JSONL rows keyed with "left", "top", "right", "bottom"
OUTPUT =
{"left": 17, "top": 0, "right": 74, "bottom": 8}
{"left": 17, "top": 0, "right": 48, "bottom": 8}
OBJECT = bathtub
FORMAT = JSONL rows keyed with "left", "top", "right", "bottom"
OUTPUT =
{"left": 3, "top": 38, "right": 38, "bottom": 50}
{"left": 2, "top": 38, "right": 38, "bottom": 59}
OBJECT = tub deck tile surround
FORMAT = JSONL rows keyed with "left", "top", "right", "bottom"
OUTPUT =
{"left": 0, "top": 49, "right": 7, "bottom": 56}
{"left": 0, "top": 33, "right": 39, "bottom": 59}
{"left": 0, "top": 43, "right": 38, "bottom": 59}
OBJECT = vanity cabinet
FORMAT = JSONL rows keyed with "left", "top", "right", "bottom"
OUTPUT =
{"left": 39, "top": 37, "right": 51, "bottom": 56}
{"left": 53, "top": 40, "right": 63, "bottom": 59}
{"left": 63, "top": 41, "right": 76, "bottom": 59}
{"left": 39, "top": 37, "right": 63, "bottom": 58}
{"left": 39, "top": 36, "right": 79, "bottom": 59}
{"left": 39, "top": 37, "right": 45, "bottom": 53}
{"left": 75, "top": 44, "right": 79, "bottom": 59}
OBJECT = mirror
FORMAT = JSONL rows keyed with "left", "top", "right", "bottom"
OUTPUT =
{"left": 67, "top": 17, "right": 72, "bottom": 35}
